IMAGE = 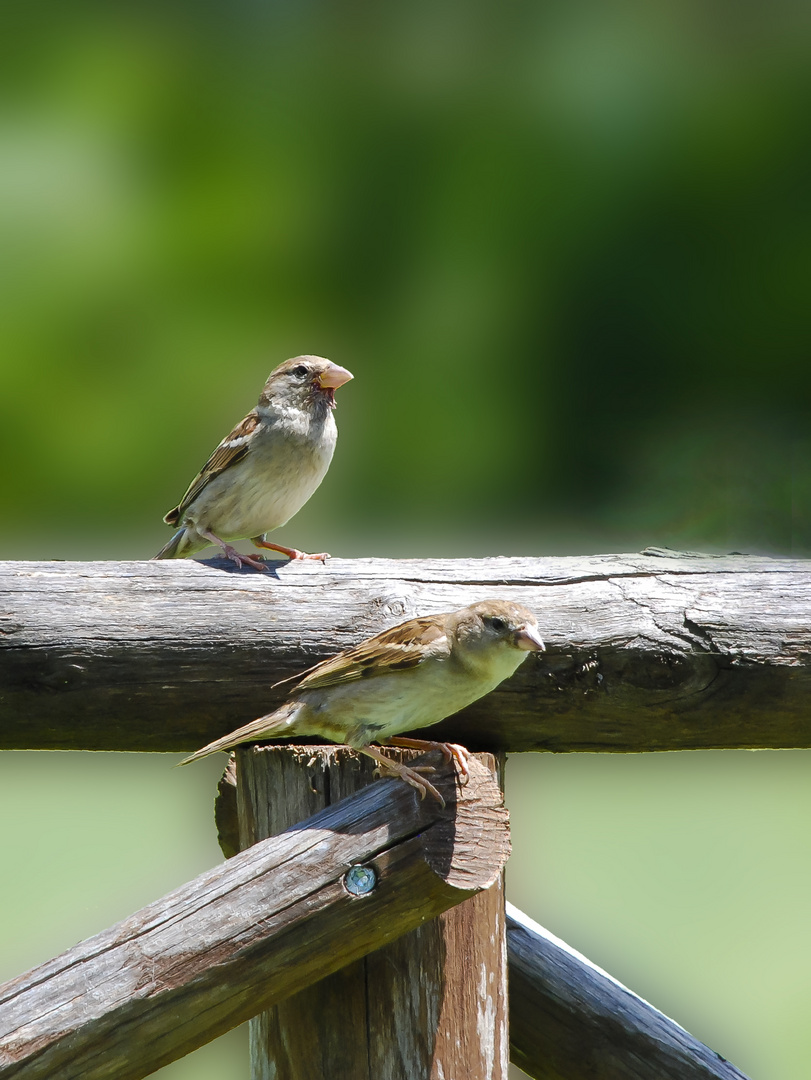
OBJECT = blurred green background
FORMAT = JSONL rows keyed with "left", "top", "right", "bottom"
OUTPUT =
{"left": 1, "top": 2, "right": 810, "bottom": 1076}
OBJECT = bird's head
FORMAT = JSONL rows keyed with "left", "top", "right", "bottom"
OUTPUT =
{"left": 260, "top": 355, "right": 353, "bottom": 412}
{"left": 448, "top": 600, "right": 545, "bottom": 676}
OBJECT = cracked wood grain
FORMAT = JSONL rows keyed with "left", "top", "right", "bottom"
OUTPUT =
{"left": 1, "top": 549, "right": 810, "bottom": 753}
{"left": 0, "top": 751, "right": 509, "bottom": 1080}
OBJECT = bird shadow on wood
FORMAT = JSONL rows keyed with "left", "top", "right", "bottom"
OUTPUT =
{"left": 196, "top": 556, "right": 286, "bottom": 579}
{"left": 214, "top": 746, "right": 459, "bottom": 862}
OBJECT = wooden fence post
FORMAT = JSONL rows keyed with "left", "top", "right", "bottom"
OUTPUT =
{"left": 235, "top": 745, "right": 509, "bottom": 1080}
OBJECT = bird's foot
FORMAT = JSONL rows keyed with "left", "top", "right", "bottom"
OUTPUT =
{"left": 360, "top": 745, "right": 446, "bottom": 807}
{"left": 222, "top": 544, "right": 268, "bottom": 572}
{"left": 251, "top": 536, "right": 330, "bottom": 563}
{"left": 199, "top": 529, "right": 268, "bottom": 572}
{"left": 388, "top": 737, "right": 472, "bottom": 786}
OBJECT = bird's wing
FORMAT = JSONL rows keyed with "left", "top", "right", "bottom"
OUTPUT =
{"left": 163, "top": 410, "right": 261, "bottom": 525}
{"left": 278, "top": 615, "right": 449, "bottom": 693}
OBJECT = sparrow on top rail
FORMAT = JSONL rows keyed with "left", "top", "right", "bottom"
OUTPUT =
{"left": 154, "top": 355, "right": 353, "bottom": 571}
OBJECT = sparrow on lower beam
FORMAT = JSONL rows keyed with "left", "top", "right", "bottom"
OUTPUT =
{"left": 178, "top": 599, "right": 544, "bottom": 805}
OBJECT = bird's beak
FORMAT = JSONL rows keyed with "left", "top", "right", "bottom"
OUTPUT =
{"left": 514, "top": 624, "right": 545, "bottom": 652}
{"left": 318, "top": 363, "right": 354, "bottom": 390}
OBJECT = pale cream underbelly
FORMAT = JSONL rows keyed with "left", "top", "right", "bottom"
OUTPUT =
{"left": 186, "top": 452, "right": 332, "bottom": 540}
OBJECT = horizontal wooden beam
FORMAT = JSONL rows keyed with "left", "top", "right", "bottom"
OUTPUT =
{"left": 0, "top": 753, "right": 508, "bottom": 1080}
{"left": 506, "top": 904, "right": 750, "bottom": 1080}
{"left": 2, "top": 550, "right": 810, "bottom": 753}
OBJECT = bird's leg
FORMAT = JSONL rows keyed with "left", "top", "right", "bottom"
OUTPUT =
{"left": 199, "top": 529, "right": 268, "bottom": 572}
{"left": 251, "top": 535, "right": 330, "bottom": 562}
{"left": 387, "top": 737, "right": 472, "bottom": 786}
{"left": 359, "top": 745, "right": 445, "bottom": 808}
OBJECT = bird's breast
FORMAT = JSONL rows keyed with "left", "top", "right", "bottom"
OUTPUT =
{"left": 188, "top": 414, "right": 337, "bottom": 539}
{"left": 294, "top": 661, "right": 499, "bottom": 748}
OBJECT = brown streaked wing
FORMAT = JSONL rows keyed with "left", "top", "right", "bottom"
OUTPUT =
{"left": 279, "top": 614, "right": 450, "bottom": 693}
{"left": 166, "top": 410, "right": 261, "bottom": 521}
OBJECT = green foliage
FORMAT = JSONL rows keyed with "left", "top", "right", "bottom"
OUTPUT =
{"left": 2, "top": 7, "right": 810, "bottom": 1078}
{"left": 0, "top": 2, "right": 809, "bottom": 557}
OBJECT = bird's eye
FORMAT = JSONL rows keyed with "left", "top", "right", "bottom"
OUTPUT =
{"left": 487, "top": 616, "right": 507, "bottom": 632}
{"left": 293, "top": 364, "right": 309, "bottom": 379}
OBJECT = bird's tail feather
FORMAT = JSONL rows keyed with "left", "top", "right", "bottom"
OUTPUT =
{"left": 177, "top": 701, "right": 304, "bottom": 766}
{"left": 152, "top": 528, "right": 190, "bottom": 560}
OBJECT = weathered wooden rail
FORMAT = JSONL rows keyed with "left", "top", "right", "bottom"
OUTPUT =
{"left": 2, "top": 549, "right": 795, "bottom": 1078}
{"left": 507, "top": 905, "right": 748, "bottom": 1080}
{"left": 2, "top": 549, "right": 810, "bottom": 753}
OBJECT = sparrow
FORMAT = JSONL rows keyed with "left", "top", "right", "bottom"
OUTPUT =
{"left": 178, "top": 600, "right": 545, "bottom": 803}
{"left": 153, "top": 355, "right": 353, "bottom": 570}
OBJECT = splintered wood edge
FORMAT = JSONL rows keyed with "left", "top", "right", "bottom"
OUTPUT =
{"left": 419, "top": 752, "right": 510, "bottom": 891}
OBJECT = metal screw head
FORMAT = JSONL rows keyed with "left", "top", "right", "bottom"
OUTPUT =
{"left": 343, "top": 864, "right": 377, "bottom": 896}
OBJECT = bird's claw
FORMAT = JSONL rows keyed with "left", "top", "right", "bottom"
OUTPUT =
{"left": 443, "top": 743, "right": 472, "bottom": 786}
{"left": 367, "top": 753, "right": 445, "bottom": 807}
{"left": 387, "top": 738, "right": 472, "bottom": 787}
{"left": 293, "top": 550, "right": 331, "bottom": 563}
{"left": 399, "top": 770, "right": 445, "bottom": 807}
{"left": 222, "top": 545, "right": 267, "bottom": 572}
{"left": 251, "top": 537, "right": 330, "bottom": 563}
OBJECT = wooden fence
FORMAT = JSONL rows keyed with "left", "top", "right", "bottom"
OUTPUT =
{"left": 2, "top": 549, "right": 808, "bottom": 1077}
